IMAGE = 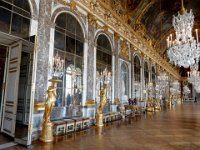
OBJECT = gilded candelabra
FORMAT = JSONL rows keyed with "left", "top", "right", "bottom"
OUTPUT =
{"left": 146, "top": 83, "right": 154, "bottom": 112}
{"left": 96, "top": 85, "right": 107, "bottom": 127}
{"left": 95, "top": 68, "right": 111, "bottom": 127}
{"left": 40, "top": 53, "right": 64, "bottom": 142}
{"left": 154, "top": 84, "right": 161, "bottom": 111}
{"left": 40, "top": 79, "right": 61, "bottom": 142}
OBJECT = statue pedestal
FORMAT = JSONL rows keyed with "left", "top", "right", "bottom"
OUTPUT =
{"left": 96, "top": 113, "right": 103, "bottom": 127}
{"left": 40, "top": 122, "right": 53, "bottom": 142}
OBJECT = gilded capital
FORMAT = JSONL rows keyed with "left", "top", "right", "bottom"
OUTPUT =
{"left": 88, "top": 14, "right": 97, "bottom": 27}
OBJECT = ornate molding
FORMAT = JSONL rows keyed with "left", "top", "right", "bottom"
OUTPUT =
{"left": 60, "top": 0, "right": 181, "bottom": 80}
{"left": 119, "top": 40, "right": 129, "bottom": 61}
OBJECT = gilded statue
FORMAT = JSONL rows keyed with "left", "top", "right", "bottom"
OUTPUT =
{"left": 43, "top": 85, "right": 57, "bottom": 123}
{"left": 40, "top": 79, "right": 60, "bottom": 142}
{"left": 148, "top": 96, "right": 153, "bottom": 107}
{"left": 97, "top": 85, "right": 107, "bottom": 114}
{"left": 154, "top": 98, "right": 161, "bottom": 110}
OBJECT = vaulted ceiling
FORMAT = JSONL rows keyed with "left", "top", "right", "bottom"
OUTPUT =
{"left": 117, "top": 0, "right": 200, "bottom": 56}
{"left": 110, "top": 0, "right": 200, "bottom": 76}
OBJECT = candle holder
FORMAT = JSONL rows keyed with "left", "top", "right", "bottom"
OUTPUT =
{"left": 40, "top": 53, "right": 64, "bottom": 142}
{"left": 96, "top": 68, "right": 111, "bottom": 127}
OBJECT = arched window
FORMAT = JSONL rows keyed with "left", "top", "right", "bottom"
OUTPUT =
{"left": 133, "top": 56, "right": 141, "bottom": 99}
{"left": 96, "top": 34, "right": 112, "bottom": 113}
{"left": 0, "top": 0, "right": 31, "bottom": 38}
{"left": 54, "top": 13, "right": 84, "bottom": 113}
{"left": 121, "top": 62, "right": 129, "bottom": 102}
{"left": 144, "top": 62, "right": 149, "bottom": 85}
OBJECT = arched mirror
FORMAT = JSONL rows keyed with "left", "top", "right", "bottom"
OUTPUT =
{"left": 54, "top": 13, "right": 84, "bottom": 117}
{"left": 133, "top": 56, "right": 141, "bottom": 99}
{"left": 96, "top": 34, "right": 112, "bottom": 113}
{"left": 121, "top": 62, "right": 129, "bottom": 103}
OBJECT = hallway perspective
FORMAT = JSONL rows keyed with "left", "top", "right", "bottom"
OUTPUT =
{"left": 4, "top": 102, "right": 200, "bottom": 150}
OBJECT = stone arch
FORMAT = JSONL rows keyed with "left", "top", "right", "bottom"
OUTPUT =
{"left": 29, "top": 0, "right": 39, "bottom": 19}
{"left": 94, "top": 30, "right": 114, "bottom": 53}
{"left": 51, "top": 6, "right": 87, "bottom": 39}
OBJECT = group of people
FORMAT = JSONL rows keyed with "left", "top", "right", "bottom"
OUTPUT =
{"left": 128, "top": 98, "right": 137, "bottom": 105}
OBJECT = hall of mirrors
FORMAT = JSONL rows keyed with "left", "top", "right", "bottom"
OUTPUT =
{"left": 0, "top": 0, "right": 192, "bottom": 146}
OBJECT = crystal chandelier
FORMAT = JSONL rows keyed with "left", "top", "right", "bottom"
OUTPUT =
{"left": 183, "top": 85, "right": 190, "bottom": 94}
{"left": 99, "top": 68, "right": 111, "bottom": 89}
{"left": 157, "top": 72, "right": 169, "bottom": 90}
{"left": 52, "top": 53, "right": 64, "bottom": 77}
{"left": 187, "top": 62, "right": 200, "bottom": 93}
{"left": 194, "top": 84, "right": 200, "bottom": 93}
{"left": 167, "top": 0, "right": 200, "bottom": 68}
{"left": 187, "top": 62, "right": 200, "bottom": 85}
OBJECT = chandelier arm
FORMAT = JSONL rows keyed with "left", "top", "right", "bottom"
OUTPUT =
{"left": 180, "top": 0, "right": 186, "bottom": 15}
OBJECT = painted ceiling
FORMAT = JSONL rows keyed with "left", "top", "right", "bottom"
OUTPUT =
{"left": 111, "top": 0, "right": 200, "bottom": 76}
{"left": 112, "top": 0, "right": 200, "bottom": 55}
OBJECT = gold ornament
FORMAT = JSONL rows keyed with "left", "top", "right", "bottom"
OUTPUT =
{"left": 40, "top": 79, "right": 61, "bottom": 142}
{"left": 96, "top": 85, "right": 107, "bottom": 127}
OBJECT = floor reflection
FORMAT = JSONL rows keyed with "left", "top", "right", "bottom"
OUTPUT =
{"left": 4, "top": 102, "right": 200, "bottom": 150}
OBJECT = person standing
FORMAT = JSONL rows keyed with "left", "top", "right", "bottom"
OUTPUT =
{"left": 194, "top": 96, "right": 197, "bottom": 103}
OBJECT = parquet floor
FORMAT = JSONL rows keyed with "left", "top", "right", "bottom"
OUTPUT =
{"left": 4, "top": 102, "right": 200, "bottom": 150}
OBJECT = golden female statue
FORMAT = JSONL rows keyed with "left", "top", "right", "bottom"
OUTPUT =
{"left": 96, "top": 85, "right": 107, "bottom": 127}
{"left": 40, "top": 79, "right": 60, "bottom": 142}
{"left": 97, "top": 85, "right": 107, "bottom": 114}
{"left": 43, "top": 85, "right": 57, "bottom": 123}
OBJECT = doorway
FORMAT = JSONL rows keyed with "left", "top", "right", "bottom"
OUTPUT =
{"left": 0, "top": 39, "right": 34, "bottom": 147}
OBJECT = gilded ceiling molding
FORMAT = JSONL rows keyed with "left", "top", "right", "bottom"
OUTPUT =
{"left": 88, "top": 14, "right": 97, "bottom": 27}
{"left": 59, "top": 0, "right": 181, "bottom": 80}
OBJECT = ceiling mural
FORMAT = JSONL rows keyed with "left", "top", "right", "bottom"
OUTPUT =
{"left": 101, "top": 0, "right": 200, "bottom": 76}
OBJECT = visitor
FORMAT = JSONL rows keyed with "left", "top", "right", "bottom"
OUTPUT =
{"left": 194, "top": 96, "right": 197, "bottom": 103}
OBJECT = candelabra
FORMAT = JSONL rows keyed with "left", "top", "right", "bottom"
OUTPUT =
{"left": 96, "top": 68, "right": 111, "bottom": 127}
{"left": 154, "top": 83, "right": 161, "bottom": 111}
{"left": 40, "top": 54, "right": 64, "bottom": 142}
{"left": 146, "top": 82, "right": 154, "bottom": 112}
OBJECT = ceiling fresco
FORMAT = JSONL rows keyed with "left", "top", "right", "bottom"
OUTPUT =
{"left": 107, "top": 0, "right": 200, "bottom": 76}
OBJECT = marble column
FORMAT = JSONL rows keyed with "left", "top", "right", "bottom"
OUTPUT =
{"left": 35, "top": 0, "right": 52, "bottom": 102}
{"left": 86, "top": 24, "right": 96, "bottom": 100}
{"left": 32, "top": 0, "right": 52, "bottom": 140}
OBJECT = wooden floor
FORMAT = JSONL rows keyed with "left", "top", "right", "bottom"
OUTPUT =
{"left": 4, "top": 102, "right": 200, "bottom": 150}
{"left": 0, "top": 133, "right": 13, "bottom": 145}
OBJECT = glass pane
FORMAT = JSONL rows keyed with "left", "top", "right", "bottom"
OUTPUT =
{"left": 0, "top": 0, "right": 12, "bottom": 9}
{"left": 65, "top": 53, "right": 74, "bottom": 67}
{"left": 75, "top": 23, "right": 84, "bottom": 41}
{"left": 14, "top": 0, "right": 30, "bottom": 12}
{"left": 0, "top": 8, "right": 11, "bottom": 33}
{"left": 55, "top": 13, "right": 66, "bottom": 29}
{"left": 66, "top": 36, "right": 75, "bottom": 54}
{"left": 13, "top": 5, "right": 30, "bottom": 18}
{"left": 54, "top": 31, "right": 65, "bottom": 51}
{"left": 66, "top": 14, "right": 76, "bottom": 34}
{"left": 76, "top": 40, "right": 83, "bottom": 56}
{"left": 11, "top": 13, "right": 30, "bottom": 38}
{"left": 75, "top": 56, "right": 83, "bottom": 70}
